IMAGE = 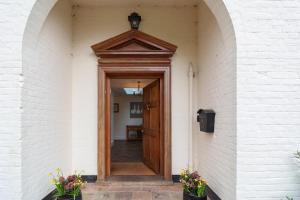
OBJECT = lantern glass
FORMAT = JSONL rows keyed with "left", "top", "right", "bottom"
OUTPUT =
{"left": 128, "top": 12, "right": 141, "bottom": 30}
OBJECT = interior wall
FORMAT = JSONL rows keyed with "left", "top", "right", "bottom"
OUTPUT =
{"left": 192, "top": 1, "right": 236, "bottom": 200}
{"left": 72, "top": 5, "right": 198, "bottom": 174}
{"left": 112, "top": 95, "right": 143, "bottom": 140}
{"left": 21, "top": 1, "right": 73, "bottom": 199}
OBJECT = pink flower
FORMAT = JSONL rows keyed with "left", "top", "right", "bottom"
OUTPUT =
{"left": 67, "top": 175, "right": 76, "bottom": 182}
{"left": 64, "top": 182, "right": 74, "bottom": 190}
{"left": 190, "top": 171, "right": 200, "bottom": 179}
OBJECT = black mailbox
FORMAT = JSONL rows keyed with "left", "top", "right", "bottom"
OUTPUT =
{"left": 197, "top": 109, "right": 216, "bottom": 133}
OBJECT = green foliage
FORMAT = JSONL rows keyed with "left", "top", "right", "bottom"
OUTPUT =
{"left": 68, "top": 173, "right": 83, "bottom": 198}
{"left": 54, "top": 183, "right": 66, "bottom": 197}
{"left": 49, "top": 169, "right": 86, "bottom": 198}
{"left": 180, "top": 169, "right": 207, "bottom": 197}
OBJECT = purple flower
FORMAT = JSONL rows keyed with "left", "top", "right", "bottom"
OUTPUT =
{"left": 190, "top": 171, "right": 200, "bottom": 179}
{"left": 67, "top": 175, "right": 76, "bottom": 182}
{"left": 64, "top": 182, "right": 74, "bottom": 190}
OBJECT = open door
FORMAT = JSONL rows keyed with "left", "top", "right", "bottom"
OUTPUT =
{"left": 143, "top": 80, "right": 160, "bottom": 174}
{"left": 93, "top": 29, "right": 176, "bottom": 180}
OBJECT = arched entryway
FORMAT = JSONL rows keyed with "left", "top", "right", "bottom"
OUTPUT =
{"left": 22, "top": 0, "right": 236, "bottom": 199}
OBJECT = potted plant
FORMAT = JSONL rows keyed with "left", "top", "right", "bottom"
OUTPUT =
{"left": 180, "top": 169, "right": 207, "bottom": 200}
{"left": 49, "top": 169, "right": 86, "bottom": 200}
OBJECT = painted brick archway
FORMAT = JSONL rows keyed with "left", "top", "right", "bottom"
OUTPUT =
{"left": 0, "top": 0, "right": 298, "bottom": 199}
{"left": 19, "top": 0, "right": 236, "bottom": 199}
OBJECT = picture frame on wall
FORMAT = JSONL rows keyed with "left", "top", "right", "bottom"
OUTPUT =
{"left": 130, "top": 102, "right": 143, "bottom": 118}
{"left": 113, "top": 103, "right": 119, "bottom": 113}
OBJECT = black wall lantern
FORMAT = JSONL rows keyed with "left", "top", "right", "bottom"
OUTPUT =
{"left": 128, "top": 12, "right": 141, "bottom": 30}
{"left": 197, "top": 109, "right": 216, "bottom": 133}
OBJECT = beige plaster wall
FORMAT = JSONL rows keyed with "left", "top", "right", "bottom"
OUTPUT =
{"left": 71, "top": 5, "right": 198, "bottom": 174}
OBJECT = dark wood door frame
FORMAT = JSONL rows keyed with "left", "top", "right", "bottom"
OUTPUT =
{"left": 91, "top": 29, "right": 177, "bottom": 181}
{"left": 98, "top": 66, "right": 171, "bottom": 180}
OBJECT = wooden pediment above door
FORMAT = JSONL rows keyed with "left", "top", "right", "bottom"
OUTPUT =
{"left": 91, "top": 30, "right": 177, "bottom": 58}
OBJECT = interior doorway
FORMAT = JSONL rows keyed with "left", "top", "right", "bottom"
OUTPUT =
{"left": 110, "top": 78, "right": 160, "bottom": 176}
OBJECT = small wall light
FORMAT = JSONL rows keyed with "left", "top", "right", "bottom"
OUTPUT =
{"left": 128, "top": 12, "right": 142, "bottom": 30}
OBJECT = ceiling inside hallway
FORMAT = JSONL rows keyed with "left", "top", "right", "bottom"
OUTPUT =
{"left": 72, "top": 0, "right": 199, "bottom": 7}
{"left": 111, "top": 79, "right": 156, "bottom": 96}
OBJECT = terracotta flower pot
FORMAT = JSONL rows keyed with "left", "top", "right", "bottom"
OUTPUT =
{"left": 183, "top": 191, "right": 207, "bottom": 200}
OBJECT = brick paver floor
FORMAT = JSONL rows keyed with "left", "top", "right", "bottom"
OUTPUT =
{"left": 82, "top": 181, "right": 182, "bottom": 200}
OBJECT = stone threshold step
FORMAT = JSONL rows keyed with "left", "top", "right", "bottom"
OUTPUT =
{"left": 82, "top": 183, "right": 181, "bottom": 192}
{"left": 82, "top": 183, "right": 182, "bottom": 200}
{"left": 95, "top": 181, "right": 174, "bottom": 186}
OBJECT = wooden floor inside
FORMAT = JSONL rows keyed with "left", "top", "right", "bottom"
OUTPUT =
{"left": 111, "top": 162, "right": 156, "bottom": 176}
{"left": 111, "top": 140, "right": 143, "bottom": 162}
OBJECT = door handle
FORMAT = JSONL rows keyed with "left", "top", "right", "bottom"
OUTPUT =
{"left": 145, "top": 103, "right": 151, "bottom": 110}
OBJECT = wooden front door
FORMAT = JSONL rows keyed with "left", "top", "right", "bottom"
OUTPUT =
{"left": 92, "top": 29, "right": 177, "bottom": 180}
{"left": 143, "top": 80, "right": 160, "bottom": 174}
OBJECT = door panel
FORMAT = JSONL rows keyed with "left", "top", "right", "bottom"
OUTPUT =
{"left": 143, "top": 80, "right": 160, "bottom": 174}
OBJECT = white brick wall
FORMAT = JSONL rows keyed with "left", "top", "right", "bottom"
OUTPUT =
{"left": 193, "top": 1, "right": 236, "bottom": 199}
{"left": 229, "top": 0, "right": 300, "bottom": 199}
{"left": 195, "top": 0, "right": 300, "bottom": 199}
{"left": 0, "top": 0, "right": 300, "bottom": 199}
{"left": 22, "top": 1, "right": 72, "bottom": 199}
{"left": 0, "top": 0, "right": 35, "bottom": 199}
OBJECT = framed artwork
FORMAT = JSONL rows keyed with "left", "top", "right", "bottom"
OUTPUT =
{"left": 113, "top": 103, "right": 119, "bottom": 113}
{"left": 130, "top": 102, "right": 143, "bottom": 118}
